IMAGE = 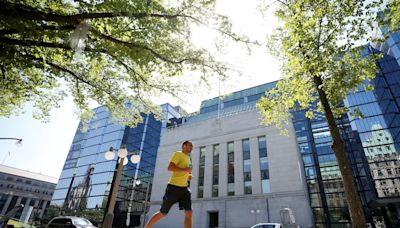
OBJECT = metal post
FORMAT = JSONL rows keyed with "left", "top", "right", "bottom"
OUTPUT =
{"left": 103, "top": 157, "right": 125, "bottom": 228}
{"left": 141, "top": 182, "right": 151, "bottom": 228}
{"left": 0, "top": 138, "right": 22, "bottom": 141}
{"left": 126, "top": 114, "right": 148, "bottom": 227}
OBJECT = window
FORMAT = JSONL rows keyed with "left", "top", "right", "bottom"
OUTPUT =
{"left": 212, "top": 144, "right": 219, "bottom": 197}
{"left": 198, "top": 147, "right": 206, "bottom": 198}
{"left": 242, "top": 139, "right": 250, "bottom": 160}
{"left": 243, "top": 139, "right": 252, "bottom": 193}
{"left": 258, "top": 136, "right": 267, "bottom": 157}
{"left": 244, "top": 181, "right": 252, "bottom": 194}
{"left": 212, "top": 185, "right": 218, "bottom": 197}
{"left": 262, "top": 179, "right": 271, "bottom": 193}
{"left": 228, "top": 183, "right": 235, "bottom": 196}
{"left": 227, "top": 142, "right": 235, "bottom": 190}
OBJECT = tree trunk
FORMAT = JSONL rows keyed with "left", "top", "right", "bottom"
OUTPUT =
{"left": 313, "top": 76, "right": 367, "bottom": 228}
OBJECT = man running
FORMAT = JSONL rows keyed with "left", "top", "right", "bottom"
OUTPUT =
{"left": 145, "top": 140, "right": 193, "bottom": 228}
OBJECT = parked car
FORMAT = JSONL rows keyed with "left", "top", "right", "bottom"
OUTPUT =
{"left": 250, "top": 223, "right": 282, "bottom": 228}
{"left": 46, "top": 216, "right": 97, "bottom": 228}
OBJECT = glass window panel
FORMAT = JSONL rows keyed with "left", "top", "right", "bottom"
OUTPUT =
{"left": 313, "top": 208, "right": 325, "bottom": 223}
{"left": 242, "top": 139, "right": 250, "bottom": 152}
{"left": 244, "top": 171, "right": 252, "bottom": 181}
{"left": 89, "top": 184, "right": 108, "bottom": 196}
{"left": 326, "top": 192, "right": 347, "bottom": 207}
{"left": 310, "top": 193, "right": 322, "bottom": 207}
{"left": 81, "top": 145, "right": 99, "bottom": 157}
{"left": 261, "top": 170, "right": 269, "bottom": 180}
{"left": 307, "top": 179, "right": 319, "bottom": 193}
{"left": 79, "top": 155, "right": 97, "bottom": 166}
{"left": 329, "top": 208, "right": 350, "bottom": 223}
{"left": 93, "top": 161, "right": 116, "bottom": 174}
{"left": 244, "top": 160, "right": 252, "bottom": 172}
{"left": 223, "top": 98, "right": 244, "bottom": 108}
{"left": 228, "top": 183, "right": 235, "bottom": 196}
{"left": 212, "top": 185, "right": 218, "bottom": 197}
{"left": 87, "top": 196, "right": 106, "bottom": 209}
{"left": 59, "top": 168, "right": 75, "bottom": 179}
{"left": 85, "top": 136, "right": 102, "bottom": 147}
{"left": 200, "top": 104, "right": 218, "bottom": 113}
{"left": 302, "top": 155, "right": 313, "bottom": 166}
{"left": 103, "top": 130, "right": 123, "bottom": 143}
{"left": 262, "top": 179, "right": 270, "bottom": 194}
{"left": 99, "top": 140, "right": 120, "bottom": 153}
{"left": 75, "top": 165, "right": 93, "bottom": 176}
{"left": 197, "top": 186, "right": 204, "bottom": 198}
{"left": 305, "top": 167, "right": 316, "bottom": 179}
{"left": 260, "top": 157, "right": 269, "bottom": 170}
{"left": 52, "top": 188, "right": 69, "bottom": 200}
{"left": 91, "top": 172, "right": 114, "bottom": 185}
{"left": 227, "top": 142, "right": 234, "bottom": 153}
{"left": 299, "top": 142, "right": 312, "bottom": 154}
{"left": 56, "top": 179, "right": 72, "bottom": 189}
{"left": 244, "top": 181, "right": 252, "bottom": 194}
{"left": 86, "top": 126, "right": 105, "bottom": 138}
{"left": 228, "top": 152, "right": 234, "bottom": 162}
{"left": 213, "top": 144, "right": 219, "bottom": 164}
{"left": 320, "top": 166, "right": 342, "bottom": 180}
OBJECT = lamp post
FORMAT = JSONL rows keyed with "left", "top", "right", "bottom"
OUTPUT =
{"left": 103, "top": 144, "right": 140, "bottom": 228}
{"left": 0, "top": 138, "right": 23, "bottom": 147}
{"left": 250, "top": 209, "right": 260, "bottom": 225}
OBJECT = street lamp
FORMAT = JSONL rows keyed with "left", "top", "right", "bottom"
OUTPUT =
{"left": 250, "top": 209, "right": 260, "bottom": 225}
{"left": 0, "top": 138, "right": 23, "bottom": 147}
{"left": 126, "top": 179, "right": 142, "bottom": 227}
{"left": 103, "top": 144, "right": 140, "bottom": 228}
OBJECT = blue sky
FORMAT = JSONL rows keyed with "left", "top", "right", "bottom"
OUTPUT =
{"left": 0, "top": 0, "right": 281, "bottom": 179}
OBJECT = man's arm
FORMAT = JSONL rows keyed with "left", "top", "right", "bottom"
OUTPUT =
{"left": 168, "top": 162, "right": 192, "bottom": 172}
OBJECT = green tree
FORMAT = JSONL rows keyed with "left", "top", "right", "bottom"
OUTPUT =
{"left": 0, "top": 0, "right": 249, "bottom": 128}
{"left": 385, "top": 1, "right": 400, "bottom": 32}
{"left": 257, "top": 0, "right": 383, "bottom": 227}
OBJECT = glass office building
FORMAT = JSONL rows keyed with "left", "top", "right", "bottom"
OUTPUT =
{"left": 50, "top": 103, "right": 181, "bottom": 227}
{"left": 292, "top": 31, "right": 400, "bottom": 227}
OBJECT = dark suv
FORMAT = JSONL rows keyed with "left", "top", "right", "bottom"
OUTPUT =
{"left": 46, "top": 216, "right": 97, "bottom": 228}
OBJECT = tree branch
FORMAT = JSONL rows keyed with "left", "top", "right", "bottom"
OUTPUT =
{"left": 1, "top": 1, "right": 187, "bottom": 24}
{"left": 0, "top": 37, "right": 71, "bottom": 50}
{"left": 91, "top": 29, "right": 190, "bottom": 64}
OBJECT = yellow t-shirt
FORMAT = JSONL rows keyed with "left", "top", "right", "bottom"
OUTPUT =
{"left": 168, "top": 151, "right": 191, "bottom": 187}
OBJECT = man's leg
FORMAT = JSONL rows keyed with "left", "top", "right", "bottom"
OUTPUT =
{"left": 184, "top": 210, "right": 192, "bottom": 228}
{"left": 145, "top": 211, "right": 166, "bottom": 228}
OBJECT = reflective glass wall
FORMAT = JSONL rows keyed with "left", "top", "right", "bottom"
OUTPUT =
{"left": 292, "top": 109, "right": 373, "bottom": 228}
{"left": 50, "top": 104, "right": 179, "bottom": 227}
{"left": 292, "top": 43, "right": 400, "bottom": 227}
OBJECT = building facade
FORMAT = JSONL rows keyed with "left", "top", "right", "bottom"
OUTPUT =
{"left": 149, "top": 39, "right": 400, "bottom": 227}
{"left": 148, "top": 83, "right": 314, "bottom": 228}
{"left": 0, "top": 164, "right": 57, "bottom": 223}
{"left": 50, "top": 103, "right": 181, "bottom": 227}
{"left": 291, "top": 30, "right": 400, "bottom": 227}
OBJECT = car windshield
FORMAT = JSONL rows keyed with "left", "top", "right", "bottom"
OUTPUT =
{"left": 254, "top": 225, "right": 276, "bottom": 228}
{"left": 73, "top": 218, "right": 93, "bottom": 225}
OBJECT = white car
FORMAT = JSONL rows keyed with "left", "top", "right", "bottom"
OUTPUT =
{"left": 46, "top": 216, "right": 97, "bottom": 228}
{"left": 250, "top": 223, "right": 282, "bottom": 228}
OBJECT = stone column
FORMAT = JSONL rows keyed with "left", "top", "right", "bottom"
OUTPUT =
{"left": 203, "top": 145, "right": 213, "bottom": 198}
{"left": 190, "top": 146, "right": 200, "bottom": 198}
{"left": 234, "top": 140, "right": 244, "bottom": 195}
{"left": 250, "top": 137, "right": 261, "bottom": 194}
{"left": 20, "top": 198, "right": 32, "bottom": 223}
{"left": 219, "top": 142, "right": 228, "bottom": 197}
{"left": 1, "top": 194, "right": 13, "bottom": 215}
{"left": 31, "top": 200, "right": 40, "bottom": 221}
{"left": 39, "top": 200, "right": 48, "bottom": 218}
{"left": 15, "top": 196, "right": 23, "bottom": 206}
